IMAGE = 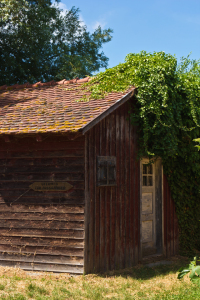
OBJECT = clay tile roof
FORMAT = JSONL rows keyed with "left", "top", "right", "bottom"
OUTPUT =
{"left": 0, "top": 77, "right": 135, "bottom": 135}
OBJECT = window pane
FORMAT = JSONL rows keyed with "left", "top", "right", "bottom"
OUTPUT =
{"left": 143, "top": 164, "right": 147, "bottom": 174}
{"left": 148, "top": 176, "right": 153, "bottom": 186}
{"left": 99, "top": 165, "right": 107, "bottom": 185}
{"left": 143, "top": 176, "right": 147, "bottom": 186}
{"left": 97, "top": 156, "right": 116, "bottom": 186}
{"left": 108, "top": 165, "right": 116, "bottom": 185}
{"left": 148, "top": 164, "right": 153, "bottom": 174}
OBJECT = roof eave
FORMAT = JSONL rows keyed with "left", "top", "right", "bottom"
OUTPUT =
{"left": 81, "top": 88, "right": 135, "bottom": 134}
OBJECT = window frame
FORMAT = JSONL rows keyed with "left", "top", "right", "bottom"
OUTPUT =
{"left": 96, "top": 156, "right": 116, "bottom": 187}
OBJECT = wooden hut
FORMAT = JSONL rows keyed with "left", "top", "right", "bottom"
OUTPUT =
{"left": 0, "top": 78, "right": 179, "bottom": 274}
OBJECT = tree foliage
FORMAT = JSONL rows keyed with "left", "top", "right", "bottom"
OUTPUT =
{"left": 87, "top": 51, "right": 200, "bottom": 254}
{"left": 0, "top": 0, "right": 113, "bottom": 85}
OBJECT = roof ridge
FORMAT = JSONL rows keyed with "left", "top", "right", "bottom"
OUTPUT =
{"left": 0, "top": 77, "right": 90, "bottom": 91}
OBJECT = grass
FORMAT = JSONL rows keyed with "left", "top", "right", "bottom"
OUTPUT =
{"left": 0, "top": 256, "right": 198, "bottom": 299}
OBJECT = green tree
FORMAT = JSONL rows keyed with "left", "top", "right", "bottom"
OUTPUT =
{"left": 86, "top": 51, "right": 200, "bottom": 254}
{"left": 0, "top": 0, "right": 113, "bottom": 85}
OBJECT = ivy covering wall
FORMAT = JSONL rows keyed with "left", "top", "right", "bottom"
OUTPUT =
{"left": 86, "top": 51, "right": 200, "bottom": 254}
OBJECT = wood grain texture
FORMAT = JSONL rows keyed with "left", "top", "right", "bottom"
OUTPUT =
{"left": 94, "top": 123, "right": 100, "bottom": 272}
{"left": 0, "top": 134, "right": 85, "bottom": 274}
{"left": 84, "top": 98, "right": 140, "bottom": 273}
{"left": 163, "top": 174, "right": 179, "bottom": 257}
{"left": 133, "top": 124, "right": 140, "bottom": 264}
{"left": 110, "top": 112, "right": 116, "bottom": 271}
{"left": 125, "top": 102, "right": 130, "bottom": 268}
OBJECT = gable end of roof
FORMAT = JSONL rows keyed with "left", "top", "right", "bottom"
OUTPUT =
{"left": 81, "top": 89, "right": 135, "bottom": 134}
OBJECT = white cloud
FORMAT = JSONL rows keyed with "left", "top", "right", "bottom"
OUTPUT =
{"left": 52, "top": 2, "right": 107, "bottom": 32}
{"left": 52, "top": 1, "right": 68, "bottom": 16}
{"left": 91, "top": 20, "right": 106, "bottom": 30}
{"left": 76, "top": 13, "right": 107, "bottom": 32}
{"left": 79, "top": 14, "right": 87, "bottom": 27}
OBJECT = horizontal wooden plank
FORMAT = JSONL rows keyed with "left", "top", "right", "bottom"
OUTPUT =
{"left": 0, "top": 212, "right": 84, "bottom": 221}
{"left": 0, "top": 204, "right": 84, "bottom": 214}
{"left": 0, "top": 228, "right": 84, "bottom": 238}
{"left": 0, "top": 220, "right": 84, "bottom": 229}
{"left": 0, "top": 134, "right": 85, "bottom": 144}
{"left": 0, "top": 173, "right": 84, "bottom": 182}
{"left": 0, "top": 181, "right": 84, "bottom": 190}
{"left": 0, "top": 165, "right": 84, "bottom": 173}
{"left": 0, "top": 141, "right": 85, "bottom": 152}
{"left": 0, "top": 189, "right": 84, "bottom": 199}
{"left": 0, "top": 157, "right": 84, "bottom": 167}
{"left": 0, "top": 237, "right": 84, "bottom": 248}
{"left": 0, "top": 149, "right": 84, "bottom": 159}
{"left": 0, "top": 253, "right": 83, "bottom": 265}
{"left": 0, "top": 260, "right": 83, "bottom": 274}
{"left": 0, "top": 244, "right": 84, "bottom": 256}
{"left": 2, "top": 199, "right": 85, "bottom": 205}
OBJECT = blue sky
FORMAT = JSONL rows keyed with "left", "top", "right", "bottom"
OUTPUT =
{"left": 58, "top": 0, "right": 200, "bottom": 70}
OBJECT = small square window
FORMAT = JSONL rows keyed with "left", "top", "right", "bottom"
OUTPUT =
{"left": 97, "top": 156, "right": 116, "bottom": 186}
{"left": 142, "top": 163, "right": 153, "bottom": 186}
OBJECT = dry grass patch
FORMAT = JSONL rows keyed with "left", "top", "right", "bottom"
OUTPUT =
{"left": 0, "top": 256, "right": 197, "bottom": 299}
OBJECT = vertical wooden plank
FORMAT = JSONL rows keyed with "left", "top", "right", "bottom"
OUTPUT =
{"left": 134, "top": 126, "right": 139, "bottom": 264}
{"left": 163, "top": 174, "right": 167, "bottom": 257}
{"left": 174, "top": 204, "right": 179, "bottom": 255}
{"left": 167, "top": 180, "right": 171, "bottom": 257}
{"left": 155, "top": 159, "right": 163, "bottom": 255}
{"left": 105, "top": 116, "right": 110, "bottom": 270}
{"left": 129, "top": 109, "right": 135, "bottom": 266}
{"left": 170, "top": 191, "right": 174, "bottom": 256}
{"left": 110, "top": 112, "right": 116, "bottom": 270}
{"left": 120, "top": 104, "right": 125, "bottom": 269}
{"left": 105, "top": 186, "right": 110, "bottom": 271}
{"left": 95, "top": 124, "right": 100, "bottom": 272}
{"left": 125, "top": 103, "right": 130, "bottom": 267}
{"left": 88, "top": 128, "right": 95, "bottom": 272}
{"left": 99, "top": 119, "right": 106, "bottom": 272}
{"left": 115, "top": 108, "right": 121, "bottom": 270}
{"left": 164, "top": 175, "right": 179, "bottom": 257}
{"left": 84, "top": 133, "right": 90, "bottom": 273}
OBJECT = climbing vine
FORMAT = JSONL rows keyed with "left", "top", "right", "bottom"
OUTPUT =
{"left": 87, "top": 51, "right": 200, "bottom": 254}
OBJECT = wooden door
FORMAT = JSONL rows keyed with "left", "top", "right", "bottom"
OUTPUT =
{"left": 141, "top": 159, "right": 156, "bottom": 256}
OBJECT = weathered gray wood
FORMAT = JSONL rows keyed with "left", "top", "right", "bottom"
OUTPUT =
{"left": 0, "top": 261, "right": 83, "bottom": 274}
{"left": 0, "top": 245, "right": 84, "bottom": 256}
{"left": 0, "top": 220, "right": 84, "bottom": 229}
{"left": 142, "top": 193, "right": 153, "bottom": 214}
{"left": 0, "top": 236, "right": 84, "bottom": 247}
{"left": 0, "top": 204, "right": 84, "bottom": 214}
{"left": 0, "top": 228, "right": 84, "bottom": 238}
{"left": 0, "top": 212, "right": 84, "bottom": 221}
{"left": 0, "top": 134, "right": 85, "bottom": 274}
{"left": 142, "top": 221, "right": 153, "bottom": 242}
{"left": 141, "top": 159, "right": 156, "bottom": 257}
{"left": 0, "top": 253, "right": 83, "bottom": 265}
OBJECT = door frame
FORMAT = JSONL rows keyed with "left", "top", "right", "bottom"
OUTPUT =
{"left": 139, "top": 157, "right": 164, "bottom": 259}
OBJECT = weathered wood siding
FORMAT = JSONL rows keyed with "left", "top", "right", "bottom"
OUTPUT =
{"left": 0, "top": 134, "right": 85, "bottom": 274}
{"left": 163, "top": 174, "right": 179, "bottom": 257}
{"left": 85, "top": 101, "right": 140, "bottom": 273}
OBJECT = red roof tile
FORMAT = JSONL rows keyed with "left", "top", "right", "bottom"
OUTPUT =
{"left": 0, "top": 78, "right": 135, "bottom": 134}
